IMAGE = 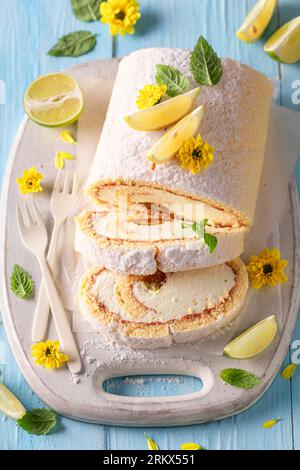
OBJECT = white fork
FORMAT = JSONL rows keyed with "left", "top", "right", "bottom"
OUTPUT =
{"left": 32, "top": 170, "right": 78, "bottom": 342}
{"left": 17, "top": 200, "right": 81, "bottom": 374}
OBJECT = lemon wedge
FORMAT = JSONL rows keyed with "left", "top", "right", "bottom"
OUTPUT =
{"left": 264, "top": 17, "right": 300, "bottom": 63}
{"left": 24, "top": 72, "right": 84, "bottom": 127}
{"left": 236, "top": 0, "right": 277, "bottom": 43}
{"left": 125, "top": 87, "right": 201, "bottom": 132}
{"left": 224, "top": 315, "right": 278, "bottom": 359}
{"left": 147, "top": 105, "right": 205, "bottom": 164}
{"left": 0, "top": 383, "right": 26, "bottom": 420}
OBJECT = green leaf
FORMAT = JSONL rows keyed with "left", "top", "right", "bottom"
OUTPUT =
{"left": 48, "top": 31, "right": 97, "bottom": 57}
{"left": 17, "top": 409, "right": 57, "bottom": 436}
{"left": 204, "top": 232, "right": 218, "bottom": 254}
{"left": 10, "top": 265, "right": 34, "bottom": 299}
{"left": 262, "top": 419, "right": 282, "bottom": 429}
{"left": 190, "top": 36, "right": 222, "bottom": 86}
{"left": 281, "top": 364, "right": 298, "bottom": 380}
{"left": 220, "top": 368, "right": 262, "bottom": 389}
{"left": 70, "top": 0, "right": 102, "bottom": 22}
{"left": 145, "top": 433, "right": 159, "bottom": 450}
{"left": 155, "top": 64, "right": 189, "bottom": 97}
{"left": 182, "top": 219, "right": 218, "bottom": 254}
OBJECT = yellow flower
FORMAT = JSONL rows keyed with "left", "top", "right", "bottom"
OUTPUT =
{"left": 32, "top": 340, "right": 69, "bottom": 369}
{"left": 100, "top": 0, "right": 141, "bottom": 36}
{"left": 177, "top": 134, "right": 214, "bottom": 174}
{"left": 247, "top": 248, "right": 288, "bottom": 289}
{"left": 136, "top": 84, "right": 167, "bottom": 110}
{"left": 16, "top": 166, "right": 43, "bottom": 195}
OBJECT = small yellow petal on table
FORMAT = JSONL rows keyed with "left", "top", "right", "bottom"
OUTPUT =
{"left": 180, "top": 442, "right": 203, "bottom": 450}
{"left": 60, "top": 130, "right": 77, "bottom": 144}
{"left": 144, "top": 433, "right": 159, "bottom": 450}
{"left": 262, "top": 419, "right": 282, "bottom": 429}
{"left": 281, "top": 364, "right": 298, "bottom": 380}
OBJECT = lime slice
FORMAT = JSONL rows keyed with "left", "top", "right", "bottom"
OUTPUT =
{"left": 264, "top": 17, "right": 300, "bottom": 63}
{"left": 125, "top": 87, "right": 201, "bottom": 132}
{"left": 24, "top": 72, "right": 84, "bottom": 127}
{"left": 224, "top": 315, "right": 278, "bottom": 359}
{"left": 147, "top": 105, "right": 205, "bottom": 164}
{"left": 0, "top": 383, "right": 26, "bottom": 420}
{"left": 236, "top": 0, "right": 277, "bottom": 43}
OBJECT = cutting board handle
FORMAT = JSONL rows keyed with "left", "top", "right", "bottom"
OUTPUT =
{"left": 92, "top": 359, "right": 214, "bottom": 421}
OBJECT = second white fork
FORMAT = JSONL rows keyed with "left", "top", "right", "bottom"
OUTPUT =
{"left": 32, "top": 170, "right": 78, "bottom": 342}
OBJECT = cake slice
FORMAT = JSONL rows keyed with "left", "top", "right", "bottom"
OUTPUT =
{"left": 78, "top": 258, "right": 248, "bottom": 349}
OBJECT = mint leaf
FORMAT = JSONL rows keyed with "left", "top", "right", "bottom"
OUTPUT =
{"left": 220, "top": 368, "right": 262, "bottom": 389}
{"left": 156, "top": 64, "right": 189, "bottom": 97}
{"left": 48, "top": 31, "right": 97, "bottom": 57}
{"left": 17, "top": 409, "right": 57, "bottom": 436}
{"left": 70, "top": 0, "right": 102, "bottom": 22}
{"left": 204, "top": 233, "right": 218, "bottom": 254}
{"left": 10, "top": 265, "right": 34, "bottom": 299}
{"left": 190, "top": 36, "right": 222, "bottom": 86}
{"left": 182, "top": 219, "right": 218, "bottom": 254}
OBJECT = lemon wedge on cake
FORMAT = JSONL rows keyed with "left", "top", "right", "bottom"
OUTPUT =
{"left": 236, "top": 0, "right": 277, "bottom": 43}
{"left": 147, "top": 105, "right": 205, "bottom": 164}
{"left": 24, "top": 72, "right": 84, "bottom": 127}
{"left": 264, "top": 17, "right": 300, "bottom": 63}
{"left": 224, "top": 315, "right": 278, "bottom": 359}
{"left": 125, "top": 87, "right": 201, "bottom": 132}
{"left": 0, "top": 383, "right": 26, "bottom": 420}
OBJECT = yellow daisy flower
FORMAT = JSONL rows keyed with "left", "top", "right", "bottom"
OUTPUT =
{"left": 32, "top": 340, "right": 69, "bottom": 369}
{"left": 16, "top": 166, "right": 43, "bottom": 195}
{"left": 177, "top": 135, "right": 214, "bottom": 174}
{"left": 100, "top": 0, "right": 141, "bottom": 36}
{"left": 247, "top": 248, "right": 288, "bottom": 289}
{"left": 136, "top": 84, "right": 167, "bottom": 110}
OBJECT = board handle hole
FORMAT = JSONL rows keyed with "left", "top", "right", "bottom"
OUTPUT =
{"left": 103, "top": 374, "right": 203, "bottom": 397}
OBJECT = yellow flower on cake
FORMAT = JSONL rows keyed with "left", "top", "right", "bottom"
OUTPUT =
{"left": 16, "top": 166, "right": 43, "bottom": 195}
{"left": 247, "top": 248, "right": 288, "bottom": 289}
{"left": 32, "top": 340, "right": 69, "bottom": 369}
{"left": 100, "top": 0, "right": 141, "bottom": 36}
{"left": 136, "top": 84, "right": 167, "bottom": 110}
{"left": 177, "top": 135, "right": 214, "bottom": 174}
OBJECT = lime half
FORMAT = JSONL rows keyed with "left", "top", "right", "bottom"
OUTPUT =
{"left": 264, "top": 17, "right": 300, "bottom": 64}
{"left": 0, "top": 383, "right": 26, "bottom": 420}
{"left": 236, "top": 0, "right": 277, "bottom": 43}
{"left": 224, "top": 315, "right": 278, "bottom": 359}
{"left": 24, "top": 72, "right": 84, "bottom": 127}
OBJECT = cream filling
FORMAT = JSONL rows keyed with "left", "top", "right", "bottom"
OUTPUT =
{"left": 92, "top": 185, "right": 240, "bottom": 229}
{"left": 92, "top": 210, "right": 202, "bottom": 242}
{"left": 90, "top": 265, "right": 235, "bottom": 323}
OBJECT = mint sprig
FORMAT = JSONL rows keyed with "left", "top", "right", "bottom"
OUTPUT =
{"left": 10, "top": 264, "right": 34, "bottom": 299}
{"left": 182, "top": 219, "right": 218, "bottom": 254}
{"left": 156, "top": 64, "right": 189, "bottom": 97}
{"left": 70, "top": 0, "right": 102, "bottom": 22}
{"left": 48, "top": 31, "right": 97, "bottom": 57}
{"left": 220, "top": 368, "right": 262, "bottom": 389}
{"left": 17, "top": 409, "right": 57, "bottom": 436}
{"left": 190, "top": 36, "right": 222, "bottom": 86}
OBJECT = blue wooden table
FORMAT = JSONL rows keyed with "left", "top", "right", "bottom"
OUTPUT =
{"left": 0, "top": 0, "right": 300, "bottom": 450}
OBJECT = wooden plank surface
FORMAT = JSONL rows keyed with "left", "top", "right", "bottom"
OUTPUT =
{"left": 0, "top": 0, "right": 299, "bottom": 450}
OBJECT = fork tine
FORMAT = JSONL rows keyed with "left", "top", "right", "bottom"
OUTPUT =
{"left": 30, "top": 200, "right": 43, "bottom": 226}
{"left": 24, "top": 202, "right": 34, "bottom": 226}
{"left": 17, "top": 205, "right": 26, "bottom": 232}
{"left": 53, "top": 169, "right": 63, "bottom": 194}
{"left": 71, "top": 171, "right": 78, "bottom": 195}
{"left": 63, "top": 170, "right": 71, "bottom": 195}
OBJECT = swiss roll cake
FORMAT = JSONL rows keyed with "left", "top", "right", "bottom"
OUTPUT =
{"left": 75, "top": 47, "right": 273, "bottom": 275}
{"left": 78, "top": 258, "right": 248, "bottom": 349}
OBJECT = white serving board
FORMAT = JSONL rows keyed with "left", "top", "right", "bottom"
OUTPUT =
{"left": 0, "top": 59, "right": 299, "bottom": 427}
